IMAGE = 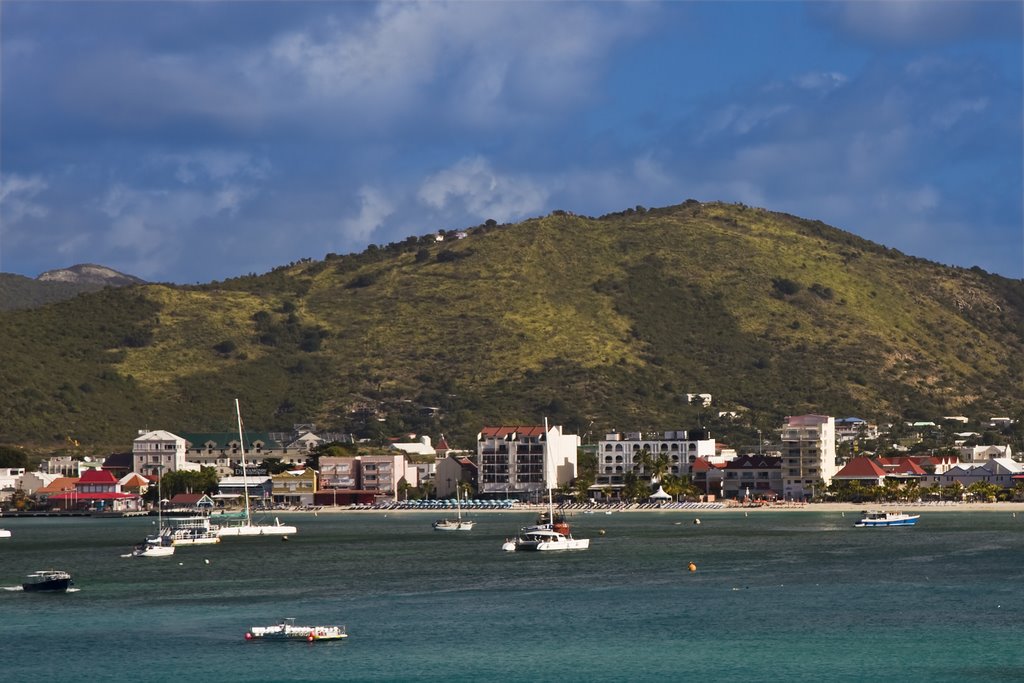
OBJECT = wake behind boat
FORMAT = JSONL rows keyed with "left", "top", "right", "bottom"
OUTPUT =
{"left": 245, "top": 618, "right": 347, "bottom": 642}
{"left": 854, "top": 510, "right": 920, "bottom": 527}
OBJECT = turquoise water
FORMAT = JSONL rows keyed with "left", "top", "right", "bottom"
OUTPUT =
{"left": 2, "top": 511, "right": 1023, "bottom": 682}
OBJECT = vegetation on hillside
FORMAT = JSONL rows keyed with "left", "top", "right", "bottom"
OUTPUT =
{"left": 1, "top": 201, "right": 1022, "bottom": 458}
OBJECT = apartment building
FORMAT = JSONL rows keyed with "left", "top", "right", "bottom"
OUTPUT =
{"left": 477, "top": 424, "right": 579, "bottom": 500}
{"left": 780, "top": 415, "right": 837, "bottom": 500}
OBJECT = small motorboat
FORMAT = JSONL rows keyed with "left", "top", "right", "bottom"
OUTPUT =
{"left": 0, "top": 528, "right": 11, "bottom": 538}
{"left": 854, "top": 510, "right": 920, "bottom": 528}
{"left": 22, "top": 569, "right": 74, "bottom": 592}
{"left": 245, "top": 618, "right": 348, "bottom": 642}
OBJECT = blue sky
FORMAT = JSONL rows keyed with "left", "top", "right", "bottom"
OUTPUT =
{"left": 1, "top": 1, "right": 1021, "bottom": 284}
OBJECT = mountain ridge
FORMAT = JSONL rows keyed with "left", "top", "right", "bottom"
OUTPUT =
{"left": 1, "top": 200, "right": 1021, "bottom": 455}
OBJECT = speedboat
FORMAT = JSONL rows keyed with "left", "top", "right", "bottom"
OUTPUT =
{"left": 22, "top": 569, "right": 74, "bottom": 592}
{"left": 0, "top": 528, "right": 11, "bottom": 538}
{"left": 245, "top": 618, "right": 348, "bottom": 642}
{"left": 854, "top": 510, "right": 920, "bottom": 527}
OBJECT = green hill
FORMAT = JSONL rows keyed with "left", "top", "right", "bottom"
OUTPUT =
{"left": 1, "top": 201, "right": 1022, "bottom": 456}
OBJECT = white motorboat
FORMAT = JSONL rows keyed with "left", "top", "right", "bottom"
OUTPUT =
{"left": 432, "top": 490, "right": 474, "bottom": 531}
{"left": 131, "top": 537, "right": 175, "bottom": 557}
{"left": 217, "top": 399, "right": 298, "bottom": 538}
{"left": 245, "top": 618, "right": 348, "bottom": 642}
{"left": 128, "top": 468, "right": 175, "bottom": 557}
{"left": 0, "top": 528, "right": 11, "bottom": 538}
{"left": 854, "top": 510, "right": 920, "bottom": 528}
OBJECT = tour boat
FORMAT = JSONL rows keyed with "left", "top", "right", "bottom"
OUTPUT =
{"left": 854, "top": 510, "right": 920, "bottom": 527}
{"left": 22, "top": 569, "right": 74, "bottom": 592}
{"left": 245, "top": 618, "right": 348, "bottom": 642}
{"left": 162, "top": 515, "right": 221, "bottom": 545}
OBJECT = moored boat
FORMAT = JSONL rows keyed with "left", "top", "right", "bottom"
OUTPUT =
{"left": 245, "top": 618, "right": 348, "bottom": 642}
{"left": 22, "top": 569, "right": 74, "bottom": 592}
{"left": 503, "top": 527, "right": 590, "bottom": 552}
{"left": 130, "top": 536, "right": 175, "bottom": 557}
{"left": 432, "top": 490, "right": 474, "bottom": 531}
{"left": 0, "top": 528, "right": 11, "bottom": 538}
{"left": 854, "top": 510, "right": 920, "bottom": 527}
{"left": 163, "top": 515, "right": 221, "bottom": 545}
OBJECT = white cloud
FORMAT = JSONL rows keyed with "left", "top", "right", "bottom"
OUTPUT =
{"left": 341, "top": 186, "right": 395, "bottom": 243}
{"left": 151, "top": 151, "right": 271, "bottom": 185}
{"left": 417, "top": 157, "right": 548, "bottom": 223}
{"left": 0, "top": 174, "right": 49, "bottom": 224}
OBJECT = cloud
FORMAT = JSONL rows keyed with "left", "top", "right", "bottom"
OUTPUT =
{"left": 809, "top": 1, "right": 1022, "bottom": 46}
{"left": 341, "top": 186, "right": 395, "bottom": 243}
{"left": 417, "top": 157, "right": 549, "bottom": 223}
{"left": 0, "top": 174, "right": 49, "bottom": 224}
{"left": 151, "top": 151, "right": 271, "bottom": 185}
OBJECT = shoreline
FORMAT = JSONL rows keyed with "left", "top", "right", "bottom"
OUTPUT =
{"left": 267, "top": 501, "right": 1024, "bottom": 514}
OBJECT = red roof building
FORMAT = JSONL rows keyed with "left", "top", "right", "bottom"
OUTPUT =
{"left": 833, "top": 457, "right": 888, "bottom": 486}
{"left": 49, "top": 467, "right": 140, "bottom": 511}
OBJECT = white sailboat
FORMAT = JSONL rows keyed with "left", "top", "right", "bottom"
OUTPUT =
{"left": 131, "top": 472, "right": 175, "bottom": 557}
{"left": 432, "top": 488, "right": 475, "bottom": 531}
{"left": 502, "top": 488, "right": 589, "bottom": 551}
{"left": 216, "top": 399, "right": 298, "bottom": 538}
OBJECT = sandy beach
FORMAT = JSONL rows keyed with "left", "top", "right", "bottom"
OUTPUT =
{"left": 281, "top": 501, "right": 1024, "bottom": 514}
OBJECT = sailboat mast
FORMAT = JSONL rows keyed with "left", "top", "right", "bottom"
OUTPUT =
{"left": 235, "top": 398, "right": 252, "bottom": 523}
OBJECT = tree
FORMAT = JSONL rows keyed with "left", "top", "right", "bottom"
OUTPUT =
{"left": 0, "top": 445, "right": 28, "bottom": 469}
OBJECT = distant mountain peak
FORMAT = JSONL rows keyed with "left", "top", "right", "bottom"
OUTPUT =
{"left": 37, "top": 264, "right": 146, "bottom": 286}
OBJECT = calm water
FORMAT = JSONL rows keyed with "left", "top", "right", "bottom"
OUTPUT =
{"left": 2, "top": 510, "right": 1023, "bottom": 682}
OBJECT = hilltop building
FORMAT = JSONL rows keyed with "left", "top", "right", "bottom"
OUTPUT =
{"left": 477, "top": 424, "right": 579, "bottom": 501}
{"left": 781, "top": 415, "right": 837, "bottom": 500}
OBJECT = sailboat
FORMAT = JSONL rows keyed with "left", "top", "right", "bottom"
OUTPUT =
{"left": 216, "top": 399, "right": 298, "bottom": 538}
{"left": 502, "top": 488, "right": 589, "bottom": 552}
{"left": 502, "top": 420, "right": 588, "bottom": 551}
{"left": 130, "top": 472, "right": 175, "bottom": 557}
{"left": 432, "top": 488, "right": 475, "bottom": 531}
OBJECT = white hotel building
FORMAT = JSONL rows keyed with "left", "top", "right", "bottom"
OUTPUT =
{"left": 781, "top": 415, "right": 838, "bottom": 500}
{"left": 595, "top": 430, "right": 716, "bottom": 491}
{"left": 476, "top": 424, "right": 579, "bottom": 501}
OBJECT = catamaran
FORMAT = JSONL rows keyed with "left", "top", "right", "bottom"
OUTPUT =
{"left": 502, "top": 491, "right": 589, "bottom": 552}
{"left": 216, "top": 399, "right": 297, "bottom": 538}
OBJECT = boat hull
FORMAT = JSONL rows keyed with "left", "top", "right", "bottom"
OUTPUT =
{"left": 22, "top": 571, "right": 74, "bottom": 592}
{"left": 432, "top": 520, "right": 475, "bottom": 531}
{"left": 218, "top": 522, "right": 297, "bottom": 537}
{"left": 246, "top": 622, "right": 347, "bottom": 642}
{"left": 855, "top": 517, "right": 919, "bottom": 527}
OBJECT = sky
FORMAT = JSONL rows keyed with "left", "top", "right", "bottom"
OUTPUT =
{"left": 1, "top": 1, "right": 1021, "bottom": 284}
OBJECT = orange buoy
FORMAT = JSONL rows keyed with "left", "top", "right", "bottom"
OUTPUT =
{"left": 688, "top": 562, "right": 697, "bottom": 572}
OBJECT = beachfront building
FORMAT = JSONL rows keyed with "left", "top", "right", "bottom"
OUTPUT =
{"left": 132, "top": 430, "right": 201, "bottom": 478}
{"left": 435, "top": 455, "right": 478, "bottom": 498}
{"left": 781, "top": 415, "right": 837, "bottom": 500}
{"left": 179, "top": 431, "right": 307, "bottom": 476}
{"left": 918, "top": 458, "right": 1024, "bottom": 493}
{"left": 317, "top": 455, "right": 418, "bottom": 502}
{"left": 721, "top": 455, "right": 782, "bottom": 500}
{"left": 48, "top": 468, "right": 141, "bottom": 512}
{"left": 271, "top": 469, "right": 318, "bottom": 507}
{"left": 593, "top": 429, "right": 716, "bottom": 493}
{"left": 477, "top": 424, "right": 580, "bottom": 501}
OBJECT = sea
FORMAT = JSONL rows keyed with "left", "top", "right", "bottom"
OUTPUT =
{"left": 2, "top": 510, "right": 1022, "bottom": 682}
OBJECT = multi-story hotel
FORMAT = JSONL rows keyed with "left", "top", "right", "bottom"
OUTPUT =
{"left": 780, "top": 415, "right": 837, "bottom": 500}
{"left": 594, "top": 430, "right": 716, "bottom": 491}
{"left": 477, "top": 424, "right": 579, "bottom": 500}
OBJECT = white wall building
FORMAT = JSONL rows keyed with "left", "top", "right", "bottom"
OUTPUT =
{"left": 595, "top": 430, "right": 716, "bottom": 490}
{"left": 781, "top": 415, "right": 837, "bottom": 500}
{"left": 132, "top": 430, "right": 201, "bottom": 477}
{"left": 960, "top": 444, "right": 1013, "bottom": 462}
{"left": 477, "top": 424, "right": 579, "bottom": 500}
